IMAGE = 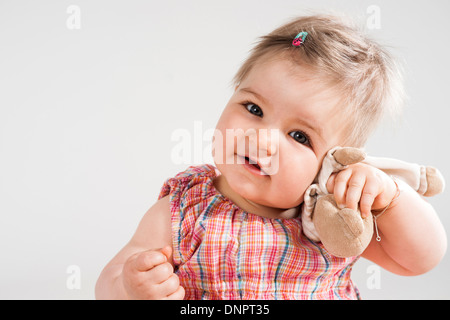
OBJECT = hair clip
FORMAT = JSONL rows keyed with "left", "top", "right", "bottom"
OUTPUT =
{"left": 292, "top": 32, "right": 308, "bottom": 47}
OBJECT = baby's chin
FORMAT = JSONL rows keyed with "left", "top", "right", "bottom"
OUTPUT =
{"left": 265, "top": 192, "right": 306, "bottom": 211}
{"left": 240, "top": 191, "right": 304, "bottom": 211}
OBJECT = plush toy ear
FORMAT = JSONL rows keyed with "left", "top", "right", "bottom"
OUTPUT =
{"left": 423, "top": 166, "right": 445, "bottom": 197}
{"left": 333, "top": 147, "right": 366, "bottom": 166}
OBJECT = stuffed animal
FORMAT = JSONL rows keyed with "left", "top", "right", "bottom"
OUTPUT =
{"left": 301, "top": 147, "right": 445, "bottom": 258}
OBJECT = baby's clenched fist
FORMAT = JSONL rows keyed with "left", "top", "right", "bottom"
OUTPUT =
{"left": 122, "top": 246, "right": 185, "bottom": 300}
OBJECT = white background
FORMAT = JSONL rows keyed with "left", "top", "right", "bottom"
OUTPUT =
{"left": 0, "top": 0, "right": 449, "bottom": 299}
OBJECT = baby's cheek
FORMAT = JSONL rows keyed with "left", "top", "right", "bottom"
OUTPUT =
{"left": 274, "top": 177, "right": 308, "bottom": 208}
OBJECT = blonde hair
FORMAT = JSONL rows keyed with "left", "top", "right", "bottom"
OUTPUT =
{"left": 232, "top": 15, "right": 405, "bottom": 147}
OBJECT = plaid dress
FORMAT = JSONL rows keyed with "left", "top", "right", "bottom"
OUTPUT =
{"left": 158, "top": 164, "right": 360, "bottom": 300}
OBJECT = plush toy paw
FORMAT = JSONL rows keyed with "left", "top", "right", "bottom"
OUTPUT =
{"left": 423, "top": 166, "right": 445, "bottom": 197}
{"left": 313, "top": 194, "right": 373, "bottom": 258}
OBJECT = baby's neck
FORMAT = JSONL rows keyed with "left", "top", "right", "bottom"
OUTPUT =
{"left": 213, "top": 175, "right": 299, "bottom": 219}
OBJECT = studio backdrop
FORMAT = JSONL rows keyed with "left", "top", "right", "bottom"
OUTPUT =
{"left": 0, "top": 0, "right": 449, "bottom": 299}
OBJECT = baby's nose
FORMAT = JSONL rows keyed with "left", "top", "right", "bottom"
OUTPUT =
{"left": 246, "top": 128, "right": 279, "bottom": 157}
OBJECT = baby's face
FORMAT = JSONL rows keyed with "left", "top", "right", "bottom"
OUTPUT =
{"left": 213, "top": 57, "right": 347, "bottom": 209}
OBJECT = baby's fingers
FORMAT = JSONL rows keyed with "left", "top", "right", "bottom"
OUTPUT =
{"left": 133, "top": 250, "right": 167, "bottom": 272}
{"left": 331, "top": 169, "right": 352, "bottom": 209}
{"left": 344, "top": 172, "right": 366, "bottom": 211}
{"left": 166, "top": 285, "right": 185, "bottom": 300}
{"left": 159, "top": 274, "right": 179, "bottom": 294}
{"left": 359, "top": 176, "right": 381, "bottom": 218}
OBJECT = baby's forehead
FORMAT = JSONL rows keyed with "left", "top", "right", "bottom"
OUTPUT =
{"left": 246, "top": 53, "right": 341, "bottom": 93}
{"left": 241, "top": 55, "right": 346, "bottom": 110}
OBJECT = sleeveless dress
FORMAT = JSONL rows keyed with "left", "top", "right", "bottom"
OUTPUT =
{"left": 158, "top": 164, "right": 360, "bottom": 300}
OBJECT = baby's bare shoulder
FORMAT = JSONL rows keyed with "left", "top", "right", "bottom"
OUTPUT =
{"left": 129, "top": 196, "right": 172, "bottom": 250}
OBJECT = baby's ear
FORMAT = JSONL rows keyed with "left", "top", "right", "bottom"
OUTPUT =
{"left": 333, "top": 147, "right": 366, "bottom": 166}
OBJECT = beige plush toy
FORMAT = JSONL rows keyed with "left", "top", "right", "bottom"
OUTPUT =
{"left": 301, "top": 147, "right": 445, "bottom": 258}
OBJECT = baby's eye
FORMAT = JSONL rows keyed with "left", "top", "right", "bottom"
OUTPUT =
{"left": 289, "top": 130, "right": 311, "bottom": 146}
{"left": 244, "top": 103, "right": 263, "bottom": 117}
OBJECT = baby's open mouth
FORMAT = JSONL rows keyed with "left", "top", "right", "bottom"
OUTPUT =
{"left": 235, "top": 154, "right": 270, "bottom": 175}
{"left": 242, "top": 155, "right": 271, "bottom": 176}
{"left": 244, "top": 156, "right": 261, "bottom": 170}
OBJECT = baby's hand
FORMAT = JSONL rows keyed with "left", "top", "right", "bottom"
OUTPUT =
{"left": 122, "top": 246, "right": 185, "bottom": 300}
{"left": 326, "top": 163, "right": 397, "bottom": 218}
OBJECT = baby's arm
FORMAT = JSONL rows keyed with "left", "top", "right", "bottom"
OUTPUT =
{"left": 361, "top": 179, "right": 447, "bottom": 275}
{"left": 95, "top": 196, "right": 184, "bottom": 299}
{"left": 327, "top": 163, "right": 447, "bottom": 275}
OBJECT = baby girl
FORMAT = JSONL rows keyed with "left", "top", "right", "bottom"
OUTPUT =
{"left": 95, "top": 15, "right": 446, "bottom": 300}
